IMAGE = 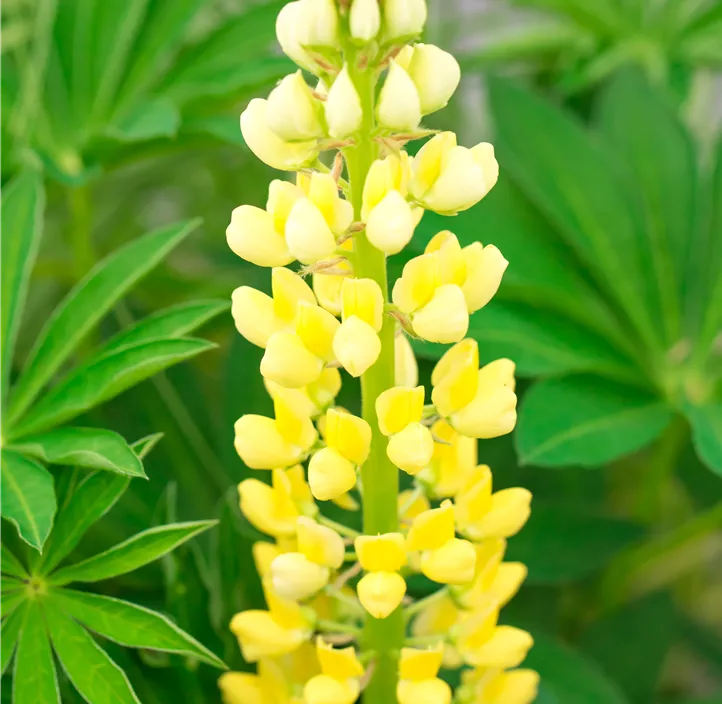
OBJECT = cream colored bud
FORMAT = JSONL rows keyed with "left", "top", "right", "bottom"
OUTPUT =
{"left": 411, "top": 284, "right": 469, "bottom": 343}
{"left": 366, "top": 190, "right": 416, "bottom": 255}
{"left": 276, "top": 2, "right": 314, "bottom": 70}
{"left": 384, "top": 0, "right": 427, "bottom": 41}
{"left": 234, "top": 416, "right": 304, "bottom": 470}
{"left": 297, "top": 517, "right": 345, "bottom": 569}
{"left": 405, "top": 44, "right": 461, "bottom": 115}
{"left": 357, "top": 571, "right": 406, "bottom": 619}
{"left": 333, "top": 316, "right": 381, "bottom": 377}
{"left": 377, "top": 60, "right": 421, "bottom": 131}
{"left": 260, "top": 332, "right": 324, "bottom": 388}
{"left": 387, "top": 422, "right": 434, "bottom": 475}
{"left": 299, "top": 0, "right": 341, "bottom": 50}
{"left": 350, "top": 0, "right": 380, "bottom": 41}
{"left": 266, "top": 71, "right": 323, "bottom": 142}
{"left": 325, "top": 65, "right": 363, "bottom": 139}
{"left": 285, "top": 198, "right": 338, "bottom": 265}
{"left": 240, "top": 99, "right": 318, "bottom": 171}
{"left": 271, "top": 552, "right": 329, "bottom": 600}
{"left": 308, "top": 447, "right": 358, "bottom": 501}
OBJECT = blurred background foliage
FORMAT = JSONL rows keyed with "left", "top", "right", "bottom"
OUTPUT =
{"left": 1, "top": 0, "right": 722, "bottom": 702}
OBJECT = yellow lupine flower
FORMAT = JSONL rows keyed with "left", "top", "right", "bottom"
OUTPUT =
{"left": 375, "top": 386, "right": 425, "bottom": 435}
{"left": 264, "top": 368, "right": 341, "bottom": 420}
{"left": 398, "top": 489, "right": 431, "bottom": 524}
{"left": 324, "top": 408, "right": 372, "bottom": 466}
{"left": 396, "top": 643, "right": 451, "bottom": 704}
{"left": 220, "top": 658, "right": 294, "bottom": 704}
{"left": 420, "top": 537, "right": 477, "bottom": 585}
{"left": 271, "top": 551, "right": 330, "bottom": 600}
{"left": 397, "top": 677, "right": 452, "bottom": 704}
{"left": 308, "top": 447, "right": 357, "bottom": 501}
{"left": 312, "top": 255, "right": 352, "bottom": 316}
{"left": 387, "top": 421, "right": 435, "bottom": 475}
{"left": 366, "top": 189, "right": 418, "bottom": 255}
{"left": 409, "top": 132, "right": 499, "bottom": 214}
{"left": 266, "top": 70, "right": 323, "bottom": 142}
{"left": 455, "top": 465, "right": 532, "bottom": 540}
{"left": 303, "top": 637, "right": 363, "bottom": 704}
{"left": 406, "top": 500, "right": 455, "bottom": 552}
{"left": 349, "top": 0, "right": 380, "bottom": 41}
{"left": 316, "top": 638, "right": 364, "bottom": 679}
{"left": 355, "top": 533, "right": 407, "bottom": 572}
{"left": 325, "top": 64, "right": 363, "bottom": 139}
{"left": 356, "top": 571, "right": 407, "bottom": 619}
{"left": 304, "top": 675, "right": 358, "bottom": 704}
{"left": 295, "top": 302, "right": 340, "bottom": 363}
{"left": 297, "top": 517, "right": 345, "bottom": 569}
{"left": 431, "top": 339, "right": 479, "bottom": 417}
{"left": 396, "top": 43, "right": 461, "bottom": 115}
{"left": 461, "top": 667, "right": 540, "bottom": 704}
{"left": 377, "top": 59, "right": 421, "bottom": 131}
{"left": 355, "top": 532, "right": 407, "bottom": 618}
{"left": 418, "top": 420, "right": 477, "bottom": 498}
{"left": 261, "top": 331, "right": 327, "bottom": 389}
{"left": 362, "top": 151, "right": 414, "bottom": 218}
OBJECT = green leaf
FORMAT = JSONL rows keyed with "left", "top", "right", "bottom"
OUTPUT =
{"left": 12, "top": 337, "right": 215, "bottom": 438}
{"left": 45, "top": 605, "right": 141, "bottom": 704}
{"left": 487, "top": 75, "right": 661, "bottom": 353}
{"left": 507, "top": 504, "right": 643, "bottom": 583}
{"left": 1, "top": 601, "right": 26, "bottom": 675}
{"left": 580, "top": 592, "right": 677, "bottom": 703}
{"left": 131, "top": 432, "right": 164, "bottom": 459}
{"left": 595, "top": 68, "right": 696, "bottom": 345}
{"left": 415, "top": 301, "right": 638, "bottom": 382}
{"left": 11, "top": 427, "right": 145, "bottom": 477}
{"left": 38, "top": 471, "right": 130, "bottom": 575}
{"left": 13, "top": 601, "right": 59, "bottom": 704}
{"left": 525, "top": 632, "right": 630, "bottom": 704}
{"left": 1, "top": 545, "right": 28, "bottom": 578}
{"left": 49, "top": 588, "right": 225, "bottom": 669}
{"left": 1, "top": 583, "right": 26, "bottom": 619}
{"left": 50, "top": 520, "right": 217, "bottom": 585}
{"left": 1, "top": 170, "right": 44, "bottom": 397}
{"left": 686, "top": 403, "right": 722, "bottom": 475}
{"left": 99, "top": 299, "right": 229, "bottom": 355}
{"left": 108, "top": 98, "right": 180, "bottom": 142}
{"left": 516, "top": 375, "right": 674, "bottom": 466}
{"left": 1, "top": 450, "right": 56, "bottom": 552}
{"left": 7, "top": 219, "right": 200, "bottom": 424}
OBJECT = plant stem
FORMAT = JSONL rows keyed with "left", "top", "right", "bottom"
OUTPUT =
{"left": 344, "top": 54, "right": 404, "bottom": 704}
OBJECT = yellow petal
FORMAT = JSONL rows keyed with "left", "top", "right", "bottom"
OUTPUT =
{"left": 471, "top": 142, "right": 500, "bottom": 195}
{"left": 267, "top": 179, "right": 305, "bottom": 234}
{"left": 218, "top": 672, "right": 264, "bottom": 704}
{"left": 332, "top": 316, "right": 381, "bottom": 377}
{"left": 387, "top": 422, "right": 434, "bottom": 475}
{"left": 412, "top": 284, "right": 469, "bottom": 344}
{"left": 420, "top": 420, "right": 477, "bottom": 498}
{"left": 273, "top": 389, "right": 318, "bottom": 450}
{"left": 271, "top": 552, "right": 329, "bottom": 600}
{"left": 479, "top": 357, "right": 516, "bottom": 390}
{"left": 316, "top": 638, "right": 364, "bottom": 679}
{"left": 488, "top": 562, "right": 528, "bottom": 608}
{"left": 306, "top": 367, "right": 343, "bottom": 414}
{"left": 285, "top": 198, "right": 338, "bottom": 265}
{"left": 421, "top": 538, "right": 477, "bottom": 585}
{"left": 399, "top": 643, "right": 444, "bottom": 680}
{"left": 397, "top": 678, "right": 451, "bottom": 704}
{"left": 303, "top": 674, "right": 359, "bottom": 704}
{"left": 411, "top": 593, "right": 459, "bottom": 639}
{"left": 271, "top": 266, "right": 316, "bottom": 323}
{"left": 325, "top": 64, "right": 363, "bottom": 139}
{"left": 454, "top": 464, "right": 493, "bottom": 531}
{"left": 227, "top": 205, "right": 292, "bottom": 268}
{"left": 296, "top": 301, "right": 340, "bottom": 362}
{"left": 451, "top": 383, "right": 517, "bottom": 439}
{"left": 341, "top": 277, "right": 384, "bottom": 330}
{"left": 229, "top": 610, "right": 305, "bottom": 662}
{"left": 266, "top": 71, "right": 323, "bottom": 142}
{"left": 313, "top": 266, "right": 350, "bottom": 316}
{"left": 350, "top": 0, "right": 380, "bottom": 41}
{"left": 461, "top": 242, "right": 508, "bottom": 312}
{"left": 425, "top": 231, "right": 466, "bottom": 286}
{"left": 362, "top": 157, "right": 394, "bottom": 218}
{"left": 297, "top": 516, "right": 345, "bottom": 569}
{"left": 384, "top": 0, "right": 427, "bottom": 41}
{"left": 464, "top": 488, "right": 532, "bottom": 541}
{"left": 252, "top": 541, "right": 283, "bottom": 578}
{"left": 392, "top": 252, "right": 439, "bottom": 313}
{"left": 406, "top": 500, "right": 455, "bottom": 552}
{"left": 377, "top": 59, "right": 421, "bottom": 131}
{"left": 395, "top": 333, "right": 419, "bottom": 387}
{"left": 308, "top": 447, "right": 357, "bottom": 501}
{"left": 238, "top": 478, "right": 298, "bottom": 537}
{"left": 375, "top": 385, "right": 425, "bottom": 435}
{"left": 405, "top": 43, "right": 461, "bottom": 115}
{"left": 234, "top": 415, "right": 305, "bottom": 470}
{"left": 398, "top": 490, "right": 431, "bottom": 524}
{"left": 454, "top": 604, "right": 499, "bottom": 656}
{"left": 231, "top": 287, "right": 279, "bottom": 348}
{"left": 261, "top": 332, "right": 325, "bottom": 389}
{"left": 357, "top": 571, "right": 406, "bottom": 619}
{"left": 464, "top": 626, "right": 534, "bottom": 669}
{"left": 355, "top": 533, "right": 407, "bottom": 572}
{"left": 409, "top": 131, "right": 456, "bottom": 200}
{"left": 366, "top": 190, "right": 417, "bottom": 255}
{"left": 325, "top": 408, "right": 372, "bottom": 465}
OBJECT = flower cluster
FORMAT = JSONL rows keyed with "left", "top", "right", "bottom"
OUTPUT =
{"left": 222, "top": 0, "right": 538, "bottom": 702}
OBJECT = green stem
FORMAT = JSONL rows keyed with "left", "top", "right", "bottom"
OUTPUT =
{"left": 344, "top": 54, "right": 404, "bottom": 704}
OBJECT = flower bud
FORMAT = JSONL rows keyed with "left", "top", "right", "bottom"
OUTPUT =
{"left": 406, "top": 501, "right": 455, "bottom": 552}
{"left": 366, "top": 190, "right": 416, "bottom": 254}
{"left": 271, "top": 552, "right": 329, "bottom": 600}
{"left": 401, "top": 44, "right": 461, "bottom": 115}
{"left": 461, "top": 242, "right": 508, "bottom": 312}
{"left": 284, "top": 198, "right": 338, "bottom": 265}
{"left": 387, "top": 422, "right": 434, "bottom": 475}
{"left": 375, "top": 385, "right": 425, "bottom": 435}
{"left": 395, "top": 334, "right": 419, "bottom": 387}
{"left": 238, "top": 478, "right": 298, "bottom": 537}
{"left": 304, "top": 675, "right": 359, "bottom": 704}
{"left": 261, "top": 332, "right": 325, "bottom": 388}
{"left": 357, "top": 571, "right": 406, "bottom": 619}
{"left": 234, "top": 415, "right": 305, "bottom": 470}
{"left": 266, "top": 71, "right": 323, "bottom": 141}
{"left": 350, "top": 0, "right": 380, "bottom": 41}
{"left": 299, "top": 0, "right": 341, "bottom": 50}
{"left": 297, "top": 517, "right": 345, "bottom": 568}
{"left": 276, "top": 1, "right": 314, "bottom": 70}
{"left": 355, "top": 533, "right": 407, "bottom": 572}
{"left": 384, "top": 0, "right": 427, "bottom": 41}
{"left": 296, "top": 301, "right": 340, "bottom": 362}
{"left": 226, "top": 205, "right": 293, "bottom": 268}
{"left": 411, "top": 284, "right": 469, "bottom": 343}
{"left": 397, "top": 679, "right": 451, "bottom": 704}
{"left": 333, "top": 316, "right": 381, "bottom": 377}
{"left": 325, "top": 408, "right": 372, "bottom": 465}
{"left": 377, "top": 60, "right": 421, "bottom": 131}
{"left": 240, "top": 99, "right": 318, "bottom": 171}
{"left": 231, "top": 287, "right": 278, "bottom": 348}
{"left": 325, "top": 65, "right": 363, "bottom": 139}
{"left": 421, "top": 537, "right": 476, "bottom": 584}
{"left": 308, "top": 447, "right": 357, "bottom": 501}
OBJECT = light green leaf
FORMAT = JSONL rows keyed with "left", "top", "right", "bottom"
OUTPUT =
{"left": 13, "top": 601, "right": 59, "bottom": 704}
{"left": 38, "top": 471, "right": 130, "bottom": 575}
{"left": 50, "top": 520, "right": 217, "bottom": 585}
{"left": 99, "top": 299, "right": 229, "bottom": 355}
{"left": 686, "top": 403, "right": 722, "bottom": 476}
{"left": 1, "top": 545, "right": 28, "bottom": 578}
{"left": 415, "top": 301, "right": 639, "bottom": 382}
{"left": 1, "top": 601, "right": 26, "bottom": 675}
{"left": 1, "top": 450, "right": 56, "bottom": 552}
{"left": 1, "top": 579, "right": 26, "bottom": 618}
{"left": 525, "top": 632, "right": 630, "bottom": 704}
{"left": 11, "top": 337, "right": 215, "bottom": 438}
{"left": 7, "top": 219, "right": 200, "bottom": 425}
{"left": 11, "top": 427, "right": 145, "bottom": 477}
{"left": 49, "top": 589, "right": 225, "bottom": 669}
{"left": 516, "top": 375, "right": 674, "bottom": 466}
{"left": 487, "top": 75, "right": 661, "bottom": 353}
{"left": 108, "top": 98, "right": 180, "bottom": 142}
{"left": 1, "top": 170, "right": 44, "bottom": 397}
{"left": 45, "top": 606, "right": 141, "bottom": 704}
{"left": 131, "top": 432, "right": 164, "bottom": 460}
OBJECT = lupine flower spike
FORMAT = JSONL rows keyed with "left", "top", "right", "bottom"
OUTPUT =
{"left": 223, "top": 1, "right": 537, "bottom": 702}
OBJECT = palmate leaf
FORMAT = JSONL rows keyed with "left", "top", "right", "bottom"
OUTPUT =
{"left": 1, "top": 584, "right": 26, "bottom": 620}
{"left": 0, "top": 170, "right": 44, "bottom": 397}
{"left": 6, "top": 219, "right": 200, "bottom": 425}
{"left": 50, "top": 520, "right": 217, "bottom": 585}
{"left": 1, "top": 450, "right": 56, "bottom": 551}
{"left": 48, "top": 589, "right": 225, "bottom": 669}
{"left": 12, "top": 601, "right": 60, "bottom": 704}
{"left": 1, "top": 602, "right": 27, "bottom": 675}
{"left": 1, "top": 545, "right": 28, "bottom": 579}
{"left": 686, "top": 403, "right": 722, "bottom": 476}
{"left": 11, "top": 427, "right": 145, "bottom": 477}
{"left": 45, "top": 606, "right": 141, "bottom": 704}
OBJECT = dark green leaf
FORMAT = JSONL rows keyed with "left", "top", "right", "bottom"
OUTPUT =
{"left": 11, "top": 428, "right": 145, "bottom": 477}
{"left": 1, "top": 601, "right": 26, "bottom": 675}
{"left": 45, "top": 605, "right": 141, "bottom": 704}
{"left": 516, "top": 375, "right": 674, "bottom": 466}
{"left": 49, "top": 588, "right": 225, "bottom": 669}
{"left": 1, "top": 450, "right": 56, "bottom": 552}
{"left": 1, "top": 170, "right": 44, "bottom": 396}
{"left": 1, "top": 545, "right": 28, "bottom": 578}
{"left": 12, "top": 338, "right": 215, "bottom": 438}
{"left": 108, "top": 98, "right": 180, "bottom": 142}
{"left": 38, "top": 471, "right": 130, "bottom": 575}
{"left": 686, "top": 403, "right": 722, "bottom": 475}
{"left": 13, "top": 601, "right": 59, "bottom": 704}
{"left": 50, "top": 520, "right": 217, "bottom": 585}
{"left": 580, "top": 592, "right": 677, "bottom": 703}
{"left": 525, "top": 632, "right": 630, "bottom": 704}
{"left": 507, "top": 504, "right": 643, "bottom": 583}
{"left": 487, "top": 75, "right": 661, "bottom": 353}
{"left": 7, "top": 219, "right": 200, "bottom": 424}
